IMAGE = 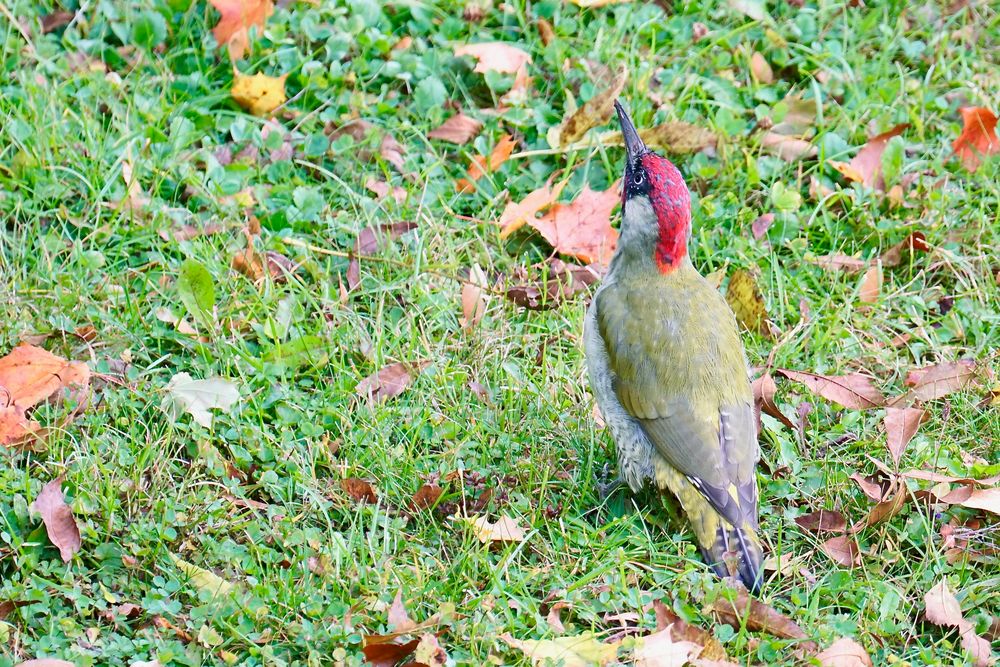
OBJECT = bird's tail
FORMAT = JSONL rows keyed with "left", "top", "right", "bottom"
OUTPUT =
{"left": 701, "top": 522, "right": 764, "bottom": 593}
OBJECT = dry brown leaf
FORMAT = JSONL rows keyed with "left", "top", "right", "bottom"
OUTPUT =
{"left": 341, "top": 478, "right": 377, "bottom": 504}
{"left": 849, "top": 488, "right": 907, "bottom": 532}
{"left": 794, "top": 510, "right": 847, "bottom": 533}
{"left": 546, "top": 601, "right": 571, "bottom": 633}
{"left": 881, "top": 231, "right": 930, "bottom": 268}
{"left": 857, "top": 264, "right": 882, "bottom": 303}
{"left": 356, "top": 361, "right": 429, "bottom": 402}
{"left": 456, "top": 134, "right": 517, "bottom": 192}
{"left": 776, "top": 369, "right": 885, "bottom": 409}
{"left": 828, "top": 123, "right": 908, "bottom": 190}
{"left": 761, "top": 132, "right": 816, "bottom": 161}
{"left": 388, "top": 590, "right": 416, "bottom": 632}
{"left": 815, "top": 637, "right": 874, "bottom": 667}
{"left": 362, "top": 636, "right": 421, "bottom": 667}
{"left": 365, "top": 179, "right": 407, "bottom": 204}
{"left": 500, "top": 63, "right": 533, "bottom": 108}
{"left": 209, "top": 0, "right": 273, "bottom": 61}
{"left": 31, "top": 478, "right": 81, "bottom": 562}
{"left": 902, "top": 470, "right": 1000, "bottom": 486}
{"left": 751, "top": 372, "right": 796, "bottom": 432}
{"left": 924, "top": 579, "right": 996, "bottom": 667}
{"left": 749, "top": 51, "right": 773, "bottom": 83}
{"left": 632, "top": 626, "right": 702, "bottom": 667}
{"left": 957, "top": 488, "right": 1000, "bottom": 515}
{"left": 653, "top": 601, "right": 727, "bottom": 660}
{"left": 891, "top": 360, "right": 978, "bottom": 404}
{"left": 527, "top": 183, "right": 620, "bottom": 265}
{"left": 820, "top": 535, "right": 861, "bottom": 567}
{"left": 500, "top": 632, "right": 619, "bottom": 667}
{"left": 464, "top": 515, "right": 527, "bottom": 544}
{"left": 809, "top": 254, "right": 867, "bottom": 273}
{"left": 709, "top": 586, "right": 815, "bottom": 651}
{"left": 0, "top": 406, "right": 42, "bottom": 448}
{"left": 428, "top": 112, "right": 483, "bottom": 144}
{"left": 414, "top": 633, "right": 448, "bottom": 667}
{"left": 726, "top": 269, "right": 771, "bottom": 336}
{"left": 411, "top": 483, "right": 443, "bottom": 510}
{"left": 849, "top": 472, "right": 890, "bottom": 502}
{"left": 454, "top": 42, "right": 531, "bottom": 74}
{"left": 884, "top": 407, "right": 929, "bottom": 465}
{"left": 328, "top": 120, "right": 407, "bottom": 172}
{"left": 354, "top": 221, "right": 417, "bottom": 255}
{"left": 0, "top": 344, "right": 90, "bottom": 409}
{"left": 953, "top": 107, "right": 999, "bottom": 172}
{"left": 231, "top": 72, "right": 286, "bottom": 116}
{"left": 503, "top": 259, "right": 602, "bottom": 310}
{"left": 556, "top": 69, "right": 627, "bottom": 146}
{"left": 599, "top": 123, "right": 717, "bottom": 154}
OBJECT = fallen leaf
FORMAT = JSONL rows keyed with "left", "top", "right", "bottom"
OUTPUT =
{"left": 170, "top": 554, "right": 236, "bottom": 598}
{"left": 362, "top": 636, "right": 421, "bottom": 667}
{"left": 365, "top": 179, "right": 406, "bottom": 204}
{"left": 794, "top": 510, "right": 847, "bottom": 533}
{"left": 498, "top": 180, "right": 566, "bottom": 238}
{"left": 709, "top": 587, "right": 815, "bottom": 651}
{"left": 40, "top": 11, "right": 74, "bottom": 33}
{"left": 546, "top": 601, "right": 571, "bottom": 633}
{"left": 815, "top": 637, "right": 874, "bottom": 667}
{"left": 761, "top": 132, "right": 817, "bottom": 161}
{"left": 556, "top": 68, "right": 627, "bottom": 146}
{"left": 231, "top": 72, "right": 286, "bottom": 116}
{"left": 952, "top": 107, "right": 999, "bottom": 172}
{"left": 503, "top": 259, "right": 602, "bottom": 310}
{"left": 0, "top": 406, "right": 41, "bottom": 448}
{"left": 957, "top": 487, "right": 1000, "bottom": 515}
{"left": 858, "top": 264, "right": 882, "bottom": 303}
{"left": 464, "top": 515, "right": 527, "bottom": 544}
{"left": 411, "top": 483, "right": 443, "bottom": 510}
{"left": 880, "top": 231, "right": 930, "bottom": 267}
{"left": 809, "top": 254, "right": 867, "bottom": 273}
{"left": 414, "top": 633, "right": 448, "bottom": 667}
{"left": 924, "top": 579, "right": 996, "bottom": 667}
{"left": 749, "top": 51, "right": 773, "bottom": 83}
{"left": 208, "top": 0, "right": 273, "bottom": 60}
{"left": 428, "top": 112, "right": 483, "bottom": 144}
{"left": 751, "top": 213, "right": 774, "bottom": 240}
{"left": 161, "top": 373, "right": 240, "bottom": 429}
{"left": 883, "top": 407, "right": 929, "bottom": 465}
{"left": 328, "top": 119, "right": 407, "bottom": 172}
{"left": 849, "top": 472, "right": 890, "bottom": 502}
{"left": 726, "top": 270, "right": 770, "bottom": 336}
{"left": 728, "top": 0, "right": 770, "bottom": 21}
{"left": 902, "top": 470, "right": 1000, "bottom": 486}
{"left": 751, "top": 372, "right": 796, "bottom": 432}
{"left": 460, "top": 282, "right": 486, "bottom": 330}
{"left": 536, "top": 18, "right": 554, "bottom": 45}
{"left": 500, "top": 632, "right": 619, "bottom": 667}
{"left": 891, "top": 360, "right": 977, "bottom": 404}
{"left": 388, "top": 590, "right": 416, "bottom": 631}
{"left": 0, "top": 344, "right": 90, "bottom": 409}
{"left": 14, "top": 661, "right": 77, "bottom": 667}
{"left": 526, "top": 183, "right": 620, "bottom": 265}
{"left": 454, "top": 42, "right": 531, "bottom": 74}
{"left": 356, "top": 361, "right": 429, "bottom": 402}
{"left": 456, "top": 134, "right": 517, "bottom": 192}
{"left": 775, "top": 369, "right": 886, "bottom": 409}
{"left": 342, "top": 478, "right": 377, "bottom": 504}
{"left": 602, "top": 123, "right": 718, "bottom": 154}
{"left": 820, "top": 535, "right": 861, "bottom": 567}
{"left": 31, "top": 478, "right": 81, "bottom": 562}
{"left": 653, "top": 600, "right": 728, "bottom": 660}
{"left": 828, "top": 123, "right": 908, "bottom": 189}
{"left": 500, "top": 62, "right": 533, "bottom": 108}
{"left": 849, "top": 488, "right": 907, "bottom": 532}
{"left": 355, "top": 222, "right": 418, "bottom": 254}
{"left": 632, "top": 626, "right": 702, "bottom": 667}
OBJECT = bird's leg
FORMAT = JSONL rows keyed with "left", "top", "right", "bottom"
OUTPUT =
{"left": 595, "top": 462, "right": 626, "bottom": 500}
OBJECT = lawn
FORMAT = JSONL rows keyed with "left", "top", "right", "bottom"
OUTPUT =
{"left": 1, "top": 0, "right": 999, "bottom": 665}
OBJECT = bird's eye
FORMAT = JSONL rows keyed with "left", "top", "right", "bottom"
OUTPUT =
{"left": 632, "top": 172, "right": 644, "bottom": 186}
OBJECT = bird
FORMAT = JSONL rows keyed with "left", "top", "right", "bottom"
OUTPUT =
{"left": 584, "top": 99, "right": 764, "bottom": 592}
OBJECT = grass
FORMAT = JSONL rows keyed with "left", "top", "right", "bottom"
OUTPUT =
{"left": 1, "top": 0, "right": 999, "bottom": 665}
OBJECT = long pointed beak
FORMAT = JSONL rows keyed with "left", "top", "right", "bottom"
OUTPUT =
{"left": 614, "top": 99, "right": 646, "bottom": 164}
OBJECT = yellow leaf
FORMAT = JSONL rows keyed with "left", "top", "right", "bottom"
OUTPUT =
{"left": 556, "top": 68, "right": 627, "bottom": 146}
{"left": 463, "top": 515, "right": 527, "bottom": 543}
{"left": 501, "top": 632, "right": 620, "bottom": 667}
{"left": 725, "top": 269, "right": 770, "bottom": 336}
{"left": 171, "top": 554, "right": 236, "bottom": 598}
{"left": 231, "top": 72, "right": 286, "bottom": 116}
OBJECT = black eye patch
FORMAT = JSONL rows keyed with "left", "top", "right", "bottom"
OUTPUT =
{"left": 624, "top": 159, "right": 651, "bottom": 200}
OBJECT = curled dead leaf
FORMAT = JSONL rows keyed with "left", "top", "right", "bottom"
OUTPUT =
{"left": 356, "top": 361, "right": 430, "bottom": 402}
{"left": 815, "top": 637, "right": 874, "bottom": 667}
{"left": 820, "top": 535, "right": 861, "bottom": 567}
{"left": 341, "top": 478, "right": 377, "bottom": 504}
{"left": 952, "top": 106, "right": 999, "bottom": 172}
{"left": 31, "top": 478, "right": 81, "bottom": 562}
{"left": 775, "top": 369, "right": 886, "bottom": 410}
{"left": 794, "top": 510, "right": 847, "bottom": 533}
{"left": 708, "top": 586, "right": 815, "bottom": 651}
{"left": 428, "top": 112, "right": 483, "bottom": 145}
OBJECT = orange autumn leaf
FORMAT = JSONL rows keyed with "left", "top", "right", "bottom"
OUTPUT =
{"left": 208, "top": 0, "right": 273, "bottom": 61}
{"left": 498, "top": 180, "right": 565, "bottom": 238}
{"left": 526, "top": 183, "right": 620, "bottom": 265}
{"left": 952, "top": 107, "right": 999, "bottom": 172}
{"left": 828, "top": 123, "right": 908, "bottom": 190}
{"left": 455, "top": 134, "right": 517, "bottom": 193}
{"left": 0, "top": 344, "right": 90, "bottom": 409}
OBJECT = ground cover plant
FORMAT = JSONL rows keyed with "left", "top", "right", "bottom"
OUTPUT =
{"left": 1, "top": 0, "right": 999, "bottom": 665}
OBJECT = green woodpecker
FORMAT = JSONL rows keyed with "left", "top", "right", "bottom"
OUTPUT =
{"left": 585, "top": 100, "right": 763, "bottom": 591}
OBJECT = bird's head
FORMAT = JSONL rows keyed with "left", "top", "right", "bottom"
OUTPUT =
{"left": 614, "top": 100, "right": 692, "bottom": 274}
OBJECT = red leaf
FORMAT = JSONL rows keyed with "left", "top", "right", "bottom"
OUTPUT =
{"left": 31, "top": 478, "right": 81, "bottom": 562}
{"left": 527, "top": 184, "right": 620, "bottom": 265}
{"left": 354, "top": 222, "right": 418, "bottom": 255}
{"left": 952, "top": 107, "right": 999, "bottom": 172}
{"left": 455, "top": 134, "right": 517, "bottom": 193}
{"left": 775, "top": 369, "right": 886, "bottom": 409}
{"left": 428, "top": 113, "right": 483, "bottom": 145}
{"left": 883, "top": 407, "right": 929, "bottom": 465}
{"left": 208, "top": 0, "right": 273, "bottom": 61}
{"left": 341, "top": 478, "right": 377, "bottom": 504}
{"left": 829, "top": 123, "right": 908, "bottom": 189}
{"left": 794, "top": 510, "right": 846, "bottom": 533}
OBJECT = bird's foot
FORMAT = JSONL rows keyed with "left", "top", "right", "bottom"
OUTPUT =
{"left": 595, "top": 462, "right": 626, "bottom": 500}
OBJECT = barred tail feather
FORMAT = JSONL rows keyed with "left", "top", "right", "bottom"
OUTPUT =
{"left": 701, "top": 523, "right": 763, "bottom": 593}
